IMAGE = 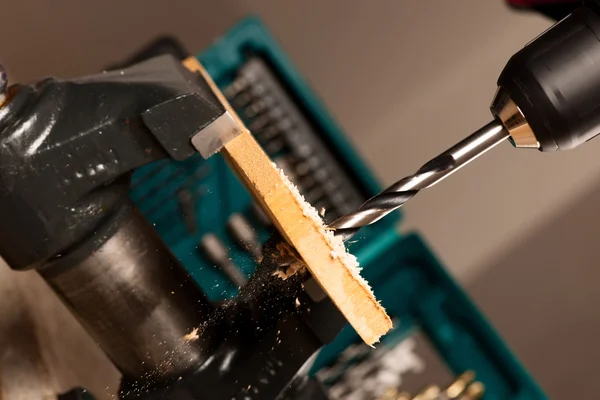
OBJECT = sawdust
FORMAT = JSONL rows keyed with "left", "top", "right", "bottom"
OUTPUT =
{"left": 267, "top": 164, "right": 391, "bottom": 345}
{"left": 270, "top": 240, "right": 306, "bottom": 280}
{"left": 273, "top": 164, "right": 372, "bottom": 292}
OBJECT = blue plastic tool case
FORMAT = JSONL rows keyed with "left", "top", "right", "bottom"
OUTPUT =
{"left": 129, "top": 17, "right": 547, "bottom": 400}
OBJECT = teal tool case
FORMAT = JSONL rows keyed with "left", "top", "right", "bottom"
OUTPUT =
{"left": 129, "top": 17, "right": 546, "bottom": 400}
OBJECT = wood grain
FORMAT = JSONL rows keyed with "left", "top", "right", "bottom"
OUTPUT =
{"left": 183, "top": 57, "right": 392, "bottom": 345}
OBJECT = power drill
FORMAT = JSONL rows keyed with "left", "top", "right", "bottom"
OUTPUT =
{"left": 326, "top": 0, "right": 600, "bottom": 236}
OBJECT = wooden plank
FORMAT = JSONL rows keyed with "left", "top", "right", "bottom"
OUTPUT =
{"left": 183, "top": 57, "right": 392, "bottom": 345}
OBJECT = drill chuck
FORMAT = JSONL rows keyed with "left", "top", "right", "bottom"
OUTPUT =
{"left": 493, "top": 0, "right": 600, "bottom": 152}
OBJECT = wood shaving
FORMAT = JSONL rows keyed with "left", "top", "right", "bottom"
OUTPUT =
{"left": 182, "top": 328, "right": 199, "bottom": 342}
{"left": 273, "top": 164, "right": 391, "bottom": 345}
{"left": 272, "top": 262, "right": 304, "bottom": 280}
{"left": 272, "top": 270, "right": 287, "bottom": 280}
{"left": 274, "top": 165, "right": 369, "bottom": 288}
{"left": 271, "top": 240, "right": 306, "bottom": 280}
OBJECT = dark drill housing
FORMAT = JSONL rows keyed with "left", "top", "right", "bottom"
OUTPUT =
{"left": 497, "top": 0, "right": 600, "bottom": 151}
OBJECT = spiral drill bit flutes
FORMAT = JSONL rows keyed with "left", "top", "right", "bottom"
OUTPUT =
{"left": 329, "top": 120, "right": 509, "bottom": 241}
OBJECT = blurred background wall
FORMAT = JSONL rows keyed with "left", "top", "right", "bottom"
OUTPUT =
{"left": 1, "top": 0, "right": 598, "bottom": 398}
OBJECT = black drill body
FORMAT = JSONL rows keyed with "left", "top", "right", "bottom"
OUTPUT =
{"left": 497, "top": 0, "right": 600, "bottom": 151}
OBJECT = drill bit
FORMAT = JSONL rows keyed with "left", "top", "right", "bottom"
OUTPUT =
{"left": 227, "top": 212, "right": 263, "bottom": 262}
{"left": 199, "top": 233, "right": 247, "bottom": 288}
{"left": 177, "top": 187, "right": 197, "bottom": 234}
{"left": 329, "top": 120, "right": 509, "bottom": 241}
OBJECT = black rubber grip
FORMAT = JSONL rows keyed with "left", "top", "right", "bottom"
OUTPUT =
{"left": 498, "top": 0, "right": 600, "bottom": 151}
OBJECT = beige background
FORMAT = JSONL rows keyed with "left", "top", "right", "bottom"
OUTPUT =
{"left": 1, "top": 1, "right": 598, "bottom": 398}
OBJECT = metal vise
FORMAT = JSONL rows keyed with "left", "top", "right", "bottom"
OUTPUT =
{"left": 0, "top": 52, "right": 343, "bottom": 399}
